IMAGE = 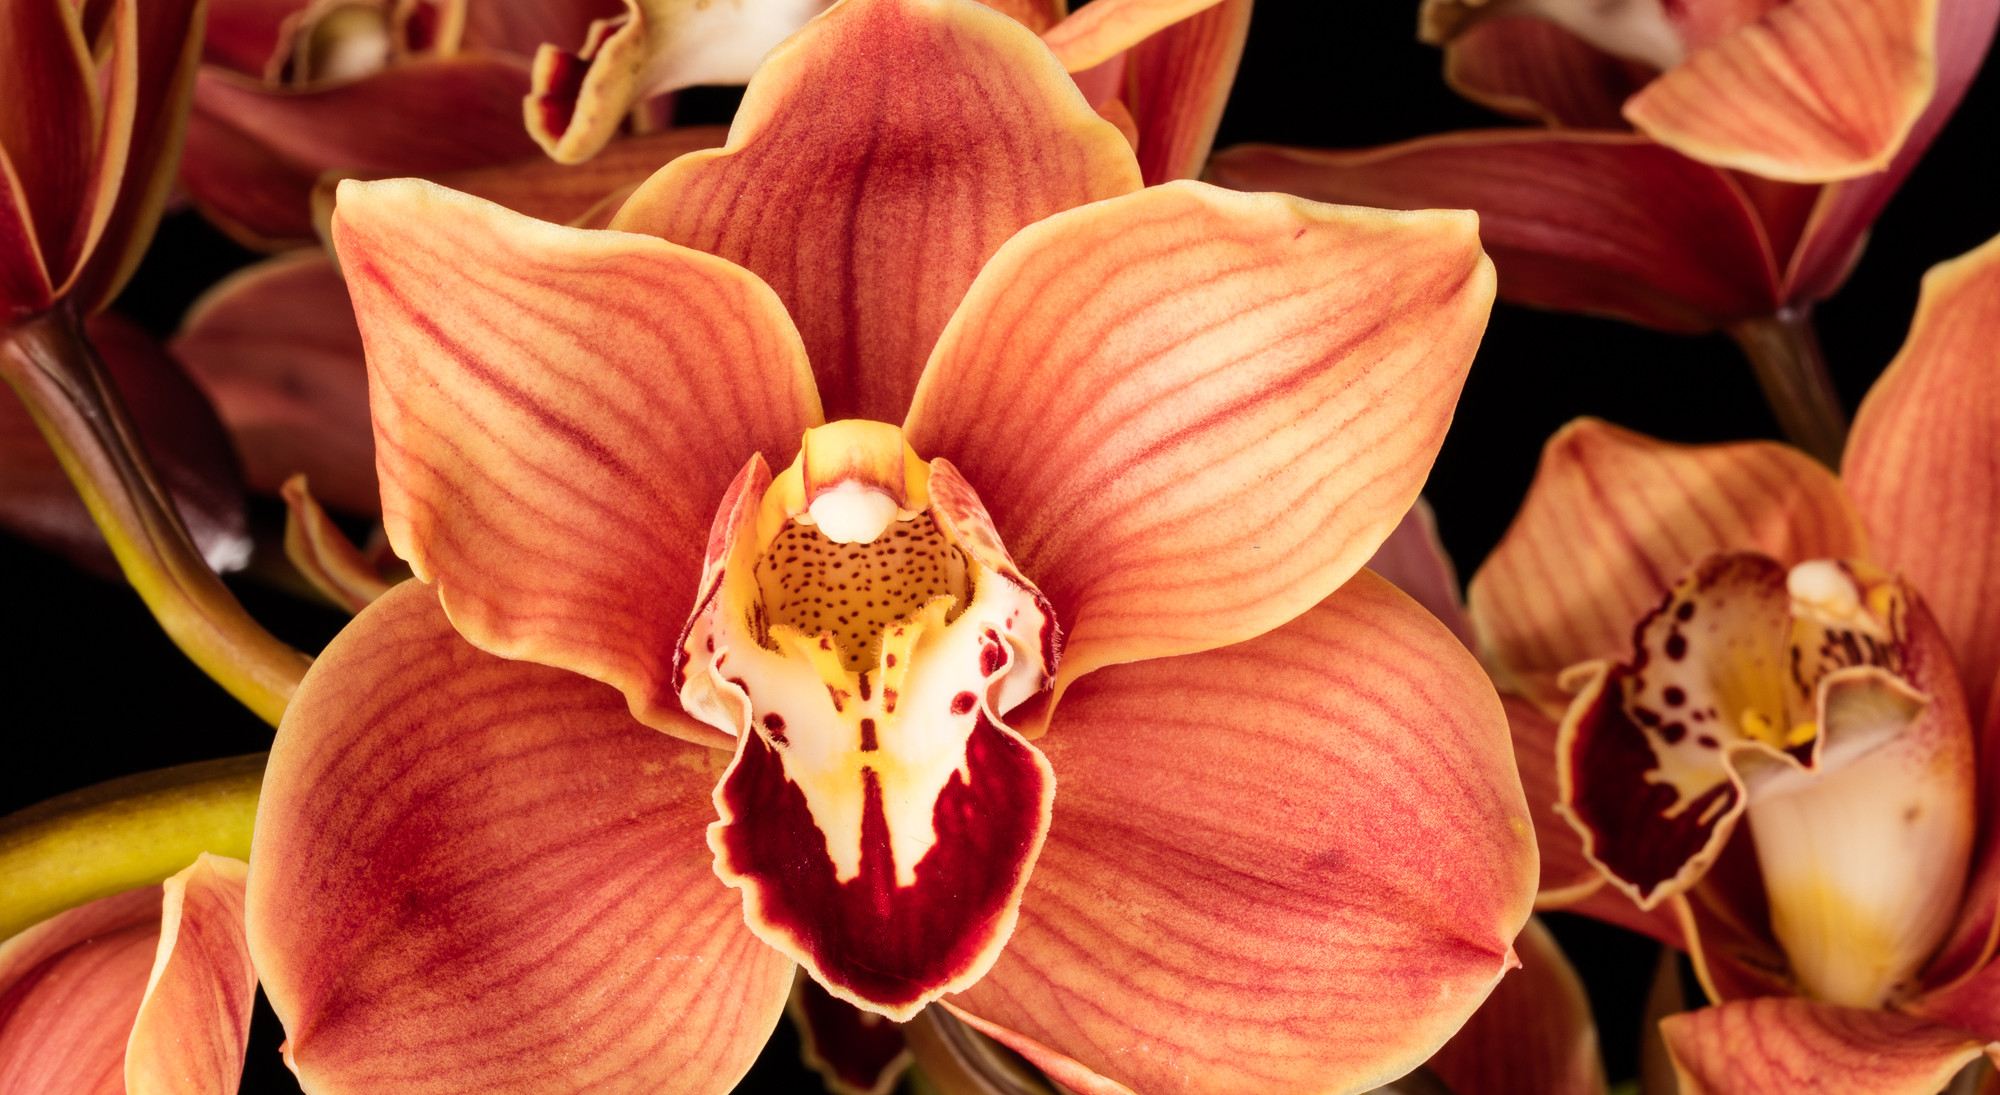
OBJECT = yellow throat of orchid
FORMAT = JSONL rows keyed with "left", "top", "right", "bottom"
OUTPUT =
{"left": 678, "top": 421, "right": 1057, "bottom": 890}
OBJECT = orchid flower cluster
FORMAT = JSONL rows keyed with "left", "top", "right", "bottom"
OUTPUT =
{"left": 0, "top": 0, "right": 1994, "bottom": 1094}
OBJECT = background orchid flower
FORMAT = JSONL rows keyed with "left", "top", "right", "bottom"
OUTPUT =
{"left": 1207, "top": 0, "right": 2000, "bottom": 466}
{"left": 0, "top": 756, "right": 263, "bottom": 1095}
{"left": 1, "top": 0, "right": 311, "bottom": 724}
{"left": 245, "top": 1, "right": 1535, "bottom": 1092}
{"left": 180, "top": 0, "right": 761, "bottom": 250}
{"left": 1468, "top": 232, "right": 2000, "bottom": 1094}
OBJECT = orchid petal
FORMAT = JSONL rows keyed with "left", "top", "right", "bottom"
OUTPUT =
{"left": 1625, "top": 0, "right": 1939, "bottom": 183}
{"left": 523, "top": 0, "right": 830, "bottom": 164}
{"left": 462, "top": 0, "right": 616, "bottom": 56}
{"left": 1845, "top": 232, "right": 2000, "bottom": 718}
{"left": 612, "top": 0, "right": 1141, "bottom": 421}
{"left": 1365, "top": 499, "right": 1476, "bottom": 648}
{"left": 1466, "top": 419, "right": 1864, "bottom": 708}
{"left": 247, "top": 580, "right": 795, "bottom": 1095}
{"left": 0, "top": 0, "right": 103, "bottom": 299}
{"left": 1440, "top": 17, "right": 1653, "bottom": 129}
{"left": 171, "top": 250, "right": 376, "bottom": 514}
{"left": 1427, "top": 918, "right": 1607, "bottom": 1095}
{"left": 790, "top": 976, "right": 914, "bottom": 1095}
{"left": 281, "top": 474, "right": 393, "bottom": 612}
{"left": 908, "top": 182, "right": 1491, "bottom": 727}
{"left": 1661, "top": 999, "right": 1982, "bottom": 1095}
{"left": 0, "top": 147, "right": 54, "bottom": 315}
{"left": 974, "top": 0, "right": 1066, "bottom": 34}
{"left": 1, "top": 312, "right": 249, "bottom": 578}
{"left": 334, "top": 178, "right": 820, "bottom": 743}
{"left": 1502, "top": 694, "right": 1603, "bottom": 901}
{"left": 125, "top": 855, "right": 256, "bottom": 1095}
{"left": 71, "top": 0, "right": 206, "bottom": 313}
{"left": 949, "top": 573, "right": 1537, "bottom": 1095}
{"left": 1676, "top": 828, "right": 1793, "bottom": 1001}
{"left": 202, "top": 0, "right": 299, "bottom": 73}
{"left": 182, "top": 55, "right": 541, "bottom": 249}
{"left": 1124, "top": 0, "right": 1250, "bottom": 184}
{"left": 0, "top": 886, "right": 160, "bottom": 1095}
{"left": 1780, "top": 0, "right": 1999, "bottom": 303}
{"left": 1040, "top": 0, "right": 1226, "bottom": 72}
{"left": 1208, "top": 132, "right": 1779, "bottom": 332}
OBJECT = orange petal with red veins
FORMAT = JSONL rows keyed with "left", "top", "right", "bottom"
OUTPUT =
{"left": 1661, "top": 999, "right": 1982, "bottom": 1095}
{"left": 334, "top": 179, "right": 819, "bottom": 743}
{"left": 1442, "top": 17, "right": 1653, "bottom": 129}
{"left": 1845, "top": 233, "right": 2000, "bottom": 719}
{"left": 1624, "top": 0, "right": 1938, "bottom": 182}
{"left": 0, "top": 886, "right": 160, "bottom": 1095}
{"left": 1467, "top": 419, "right": 1863, "bottom": 707}
{"left": 1040, "top": 0, "right": 1225, "bottom": 72}
{"left": 1208, "top": 132, "right": 1780, "bottom": 332}
{"left": 182, "top": 55, "right": 541, "bottom": 249}
{"left": 1366, "top": 498, "right": 1475, "bottom": 648}
{"left": 1427, "top": 918, "right": 1608, "bottom": 1095}
{"left": 790, "top": 975, "right": 913, "bottom": 1095}
{"left": 126, "top": 855, "right": 257, "bottom": 1095}
{"left": 612, "top": 0, "right": 1141, "bottom": 421}
{"left": 171, "top": 250, "right": 377, "bottom": 514}
{"left": 282, "top": 474, "right": 393, "bottom": 612}
{"left": 247, "top": 580, "right": 794, "bottom": 1095}
{"left": 907, "top": 182, "right": 1492, "bottom": 720}
{"left": 0, "top": 312, "right": 249, "bottom": 579}
{"left": 949, "top": 573, "right": 1537, "bottom": 1095}
{"left": 1124, "top": 0, "right": 1249, "bottom": 184}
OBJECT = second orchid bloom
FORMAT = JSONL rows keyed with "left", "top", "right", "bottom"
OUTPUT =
{"left": 241, "top": 0, "right": 1540, "bottom": 1092}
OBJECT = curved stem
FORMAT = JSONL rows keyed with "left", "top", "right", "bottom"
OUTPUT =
{"left": 1726, "top": 307, "right": 1848, "bottom": 469}
{"left": 0, "top": 754, "right": 265, "bottom": 941}
{"left": 0, "top": 303, "right": 310, "bottom": 725}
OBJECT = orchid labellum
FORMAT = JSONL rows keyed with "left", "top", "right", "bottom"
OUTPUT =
{"left": 1208, "top": 0, "right": 1999, "bottom": 466}
{"left": 246, "top": 1, "right": 1537, "bottom": 1092}
{"left": 1471, "top": 232, "right": 2000, "bottom": 1094}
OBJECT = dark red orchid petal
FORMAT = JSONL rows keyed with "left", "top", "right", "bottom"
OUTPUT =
{"left": 790, "top": 976, "right": 913, "bottom": 1095}
{"left": 0, "top": 0, "right": 100, "bottom": 300}
{"left": 612, "top": 0, "right": 1142, "bottom": 421}
{"left": 202, "top": 0, "right": 304, "bottom": 73}
{"left": 1442, "top": 16, "right": 1651, "bottom": 130}
{"left": 1209, "top": 131, "right": 1782, "bottom": 331}
{"left": 247, "top": 580, "right": 795, "bottom": 1095}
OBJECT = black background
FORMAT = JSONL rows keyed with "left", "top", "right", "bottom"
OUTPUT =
{"left": 4, "top": 0, "right": 1997, "bottom": 1089}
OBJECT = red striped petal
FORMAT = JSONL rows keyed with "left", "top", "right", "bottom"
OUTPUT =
{"left": 1845, "top": 233, "right": 2000, "bottom": 718}
{"left": 1208, "top": 132, "right": 1781, "bottom": 332}
{"left": 1441, "top": 17, "right": 1653, "bottom": 129}
{"left": 0, "top": 887, "right": 160, "bottom": 1095}
{"left": 0, "top": 0, "right": 101, "bottom": 294}
{"left": 1626, "top": 0, "right": 1938, "bottom": 183}
{"left": 172, "top": 251, "right": 376, "bottom": 515}
{"left": 1427, "top": 918, "right": 1608, "bottom": 1095}
{"left": 247, "top": 580, "right": 794, "bottom": 1095}
{"left": 1467, "top": 419, "right": 1864, "bottom": 709}
{"left": 1123, "top": 0, "right": 1249, "bottom": 184}
{"left": 0, "top": 146, "right": 53, "bottom": 315}
{"left": 950, "top": 573, "right": 1537, "bottom": 1095}
{"left": 334, "top": 178, "right": 820, "bottom": 743}
{"left": 1661, "top": 999, "right": 1983, "bottom": 1095}
{"left": 281, "top": 474, "right": 393, "bottom": 612}
{"left": 1041, "top": 0, "right": 1226, "bottom": 71}
{"left": 1366, "top": 499, "right": 1476, "bottom": 648}
{"left": 908, "top": 182, "right": 1492, "bottom": 726}
{"left": 125, "top": 855, "right": 257, "bottom": 1095}
{"left": 611, "top": 0, "right": 1141, "bottom": 421}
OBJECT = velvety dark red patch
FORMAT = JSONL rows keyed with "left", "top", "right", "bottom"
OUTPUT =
{"left": 793, "top": 976, "right": 910, "bottom": 1095}
{"left": 715, "top": 714, "right": 1049, "bottom": 1012}
{"left": 1567, "top": 667, "right": 1737, "bottom": 904}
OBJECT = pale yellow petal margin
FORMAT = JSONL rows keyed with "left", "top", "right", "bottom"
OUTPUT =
{"left": 1625, "top": 0, "right": 1939, "bottom": 182}
{"left": 1040, "top": 0, "right": 1226, "bottom": 71}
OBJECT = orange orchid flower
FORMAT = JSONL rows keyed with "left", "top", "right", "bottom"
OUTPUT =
{"left": 1469, "top": 232, "right": 2000, "bottom": 1093}
{"left": 243, "top": 1, "right": 1537, "bottom": 1091}
{"left": 0, "top": 758, "right": 263, "bottom": 1095}
{"left": 1208, "top": 0, "right": 1999, "bottom": 466}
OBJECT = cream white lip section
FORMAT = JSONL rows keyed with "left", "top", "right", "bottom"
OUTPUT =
{"left": 689, "top": 561, "right": 1046, "bottom": 887}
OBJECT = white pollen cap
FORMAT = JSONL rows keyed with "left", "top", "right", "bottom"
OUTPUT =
{"left": 807, "top": 482, "right": 900, "bottom": 544}
{"left": 1788, "top": 559, "right": 1861, "bottom": 622}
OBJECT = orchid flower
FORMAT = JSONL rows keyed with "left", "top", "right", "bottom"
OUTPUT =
{"left": 0, "top": 758, "right": 263, "bottom": 1095}
{"left": 1208, "top": 0, "right": 1999, "bottom": 466}
{"left": 1, "top": 0, "right": 310, "bottom": 723}
{"left": 530, "top": 0, "right": 1253, "bottom": 177}
{"left": 180, "top": 0, "right": 771, "bottom": 249}
{"left": 244, "top": 1, "right": 1535, "bottom": 1092}
{"left": 1469, "top": 232, "right": 2000, "bottom": 1094}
